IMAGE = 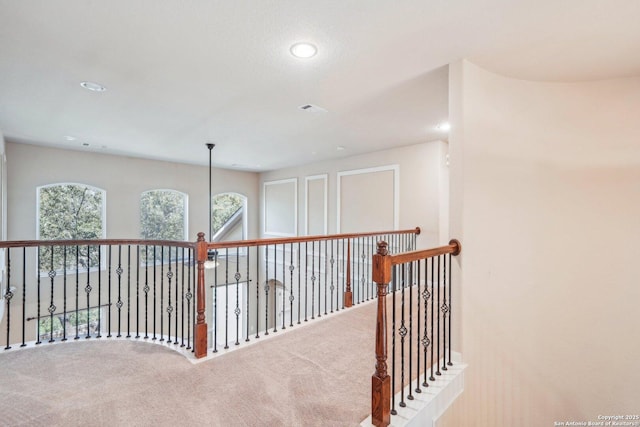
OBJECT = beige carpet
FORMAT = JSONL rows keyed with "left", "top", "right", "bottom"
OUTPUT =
{"left": 0, "top": 301, "right": 379, "bottom": 427}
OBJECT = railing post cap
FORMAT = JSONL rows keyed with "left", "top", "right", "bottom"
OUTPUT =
{"left": 197, "top": 232, "right": 205, "bottom": 242}
{"left": 376, "top": 241, "right": 388, "bottom": 256}
{"left": 449, "top": 239, "right": 461, "bottom": 256}
{"left": 415, "top": 226, "right": 421, "bottom": 235}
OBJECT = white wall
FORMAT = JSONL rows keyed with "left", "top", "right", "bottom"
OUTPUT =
{"left": 443, "top": 61, "right": 640, "bottom": 426}
{"left": 260, "top": 141, "right": 448, "bottom": 249}
{"left": 6, "top": 142, "right": 260, "bottom": 242}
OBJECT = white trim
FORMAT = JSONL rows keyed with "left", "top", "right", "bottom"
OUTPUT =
{"left": 263, "top": 178, "right": 298, "bottom": 237}
{"left": 304, "top": 174, "right": 328, "bottom": 235}
{"left": 336, "top": 165, "right": 400, "bottom": 233}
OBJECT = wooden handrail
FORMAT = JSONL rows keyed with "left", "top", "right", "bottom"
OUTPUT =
{"left": 385, "top": 239, "right": 461, "bottom": 266}
{"left": 206, "top": 227, "right": 421, "bottom": 250}
{"left": 0, "top": 238, "right": 197, "bottom": 249}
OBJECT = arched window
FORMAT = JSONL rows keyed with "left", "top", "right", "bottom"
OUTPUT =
{"left": 140, "top": 190, "right": 188, "bottom": 241}
{"left": 37, "top": 183, "right": 106, "bottom": 272}
{"left": 211, "top": 192, "right": 247, "bottom": 242}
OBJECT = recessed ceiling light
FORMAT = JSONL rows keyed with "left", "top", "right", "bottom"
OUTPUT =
{"left": 336, "top": 146, "right": 345, "bottom": 151}
{"left": 436, "top": 122, "right": 451, "bottom": 132}
{"left": 80, "top": 81, "right": 107, "bottom": 92}
{"left": 64, "top": 135, "right": 76, "bottom": 141}
{"left": 290, "top": 42, "right": 317, "bottom": 58}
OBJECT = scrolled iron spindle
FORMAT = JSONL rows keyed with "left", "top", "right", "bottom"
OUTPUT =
{"left": 448, "top": 252, "right": 453, "bottom": 367}
{"left": 429, "top": 257, "right": 435, "bottom": 382}
{"left": 235, "top": 248, "right": 241, "bottom": 345}
{"left": 289, "top": 243, "right": 294, "bottom": 327}
{"left": 116, "top": 246, "right": 123, "bottom": 338}
{"left": 166, "top": 248, "right": 173, "bottom": 343}
{"left": 4, "top": 250, "right": 12, "bottom": 350}
{"left": 264, "top": 245, "right": 269, "bottom": 336}
{"left": 435, "top": 255, "right": 441, "bottom": 376}
{"left": 245, "top": 247, "right": 251, "bottom": 342}
{"left": 22, "top": 247, "right": 27, "bottom": 347}
{"left": 441, "top": 252, "right": 448, "bottom": 372}
{"left": 62, "top": 247, "right": 67, "bottom": 342}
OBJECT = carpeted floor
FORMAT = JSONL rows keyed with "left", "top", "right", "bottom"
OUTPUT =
{"left": 0, "top": 301, "right": 379, "bottom": 427}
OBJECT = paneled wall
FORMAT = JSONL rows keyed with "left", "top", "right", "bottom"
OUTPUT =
{"left": 260, "top": 141, "right": 448, "bottom": 250}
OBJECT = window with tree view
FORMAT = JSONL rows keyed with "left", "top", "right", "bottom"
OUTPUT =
{"left": 211, "top": 193, "right": 246, "bottom": 242}
{"left": 140, "top": 190, "right": 188, "bottom": 262}
{"left": 37, "top": 183, "right": 105, "bottom": 273}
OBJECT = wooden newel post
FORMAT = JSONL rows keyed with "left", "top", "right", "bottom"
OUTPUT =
{"left": 194, "top": 232, "right": 208, "bottom": 358}
{"left": 371, "top": 241, "right": 391, "bottom": 427}
{"left": 345, "top": 239, "right": 353, "bottom": 308}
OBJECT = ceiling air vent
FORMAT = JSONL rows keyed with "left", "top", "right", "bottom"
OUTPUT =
{"left": 299, "top": 104, "right": 328, "bottom": 113}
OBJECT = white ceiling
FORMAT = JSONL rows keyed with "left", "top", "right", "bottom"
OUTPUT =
{"left": 1, "top": 1, "right": 639, "bottom": 171}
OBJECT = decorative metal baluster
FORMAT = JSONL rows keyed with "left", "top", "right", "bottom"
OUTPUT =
{"left": 62, "top": 247, "right": 67, "bottom": 342}
{"left": 273, "top": 244, "right": 277, "bottom": 333}
{"left": 186, "top": 248, "right": 192, "bottom": 349}
{"left": 127, "top": 246, "right": 132, "bottom": 338}
{"left": 22, "top": 247, "right": 27, "bottom": 347}
{"left": 246, "top": 246, "right": 251, "bottom": 342}
{"left": 317, "top": 241, "right": 322, "bottom": 318}
{"left": 429, "top": 257, "right": 435, "bottom": 382}
{"left": 407, "top": 262, "right": 414, "bottom": 401}
{"left": 264, "top": 245, "right": 269, "bottom": 336}
{"left": 107, "top": 246, "right": 112, "bottom": 338}
{"left": 174, "top": 250, "right": 179, "bottom": 344}
{"left": 117, "top": 246, "right": 123, "bottom": 338}
{"left": 436, "top": 255, "right": 441, "bottom": 376}
{"left": 311, "top": 241, "right": 315, "bottom": 320}
{"left": 159, "top": 247, "right": 165, "bottom": 342}
{"left": 297, "top": 242, "right": 301, "bottom": 324}
{"left": 330, "top": 240, "right": 335, "bottom": 313}
{"left": 390, "top": 265, "right": 397, "bottom": 416}
{"left": 4, "top": 250, "right": 12, "bottom": 350}
{"left": 282, "top": 243, "right": 286, "bottom": 329}
{"left": 48, "top": 246, "right": 56, "bottom": 343}
{"left": 362, "top": 237, "right": 367, "bottom": 302}
{"left": 304, "top": 242, "right": 308, "bottom": 322}
{"left": 422, "top": 259, "right": 430, "bottom": 388}
{"left": 415, "top": 259, "right": 423, "bottom": 394}
{"left": 235, "top": 248, "right": 241, "bottom": 345}
{"left": 354, "top": 238, "right": 359, "bottom": 304}
{"left": 341, "top": 239, "right": 345, "bottom": 310}
{"left": 85, "top": 246, "right": 92, "bottom": 339}
{"left": 144, "top": 246, "right": 149, "bottom": 339}
{"left": 180, "top": 247, "right": 185, "bottom": 346}
{"left": 448, "top": 253, "right": 453, "bottom": 367}
{"left": 136, "top": 246, "right": 140, "bottom": 339}
{"left": 166, "top": 247, "right": 173, "bottom": 343}
{"left": 324, "top": 240, "right": 327, "bottom": 316}
{"left": 74, "top": 247, "right": 79, "bottom": 340}
{"left": 255, "top": 245, "right": 260, "bottom": 339}
{"left": 441, "top": 253, "right": 448, "bottom": 371}
{"left": 36, "top": 247, "right": 41, "bottom": 345}
{"left": 213, "top": 249, "right": 218, "bottom": 352}
{"left": 152, "top": 245, "right": 157, "bottom": 340}
{"left": 97, "top": 245, "right": 102, "bottom": 338}
{"left": 224, "top": 248, "right": 229, "bottom": 348}
{"left": 398, "top": 265, "right": 407, "bottom": 408}
{"left": 289, "top": 243, "right": 294, "bottom": 327}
